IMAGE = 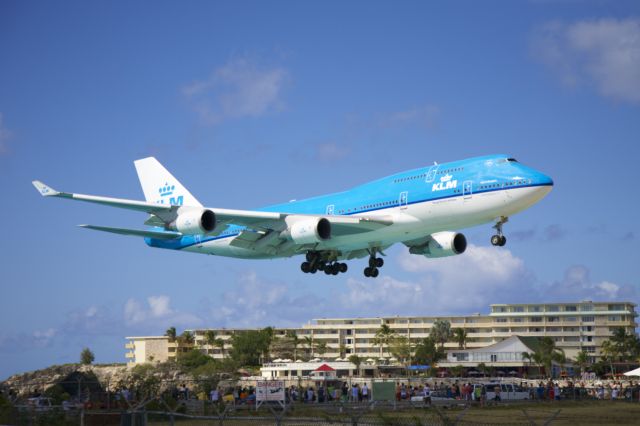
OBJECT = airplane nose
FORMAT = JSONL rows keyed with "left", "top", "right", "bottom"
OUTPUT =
{"left": 539, "top": 173, "right": 554, "bottom": 187}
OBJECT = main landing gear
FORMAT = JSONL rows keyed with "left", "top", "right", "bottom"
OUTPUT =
{"left": 301, "top": 251, "right": 348, "bottom": 275}
{"left": 363, "top": 250, "right": 384, "bottom": 278}
{"left": 491, "top": 216, "right": 508, "bottom": 247}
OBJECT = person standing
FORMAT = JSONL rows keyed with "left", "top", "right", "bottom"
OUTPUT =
{"left": 362, "top": 383, "right": 369, "bottom": 401}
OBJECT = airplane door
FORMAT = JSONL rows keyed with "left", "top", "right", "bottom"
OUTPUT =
{"left": 326, "top": 204, "right": 335, "bottom": 215}
{"left": 399, "top": 191, "right": 408, "bottom": 209}
{"left": 463, "top": 181, "right": 473, "bottom": 200}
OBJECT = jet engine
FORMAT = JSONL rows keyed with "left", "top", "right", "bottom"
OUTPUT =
{"left": 172, "top": 209, "right": 216, "bottom": 235}
{"left": 281, "top": 217, "right": 331, "bottom": 245}
{"left": 409, "top": 231, "right": 467, "bottom": 258}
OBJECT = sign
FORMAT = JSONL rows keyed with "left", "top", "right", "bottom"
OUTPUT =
{"left": 256, "top": 380, "right": 285, "bottom": 408}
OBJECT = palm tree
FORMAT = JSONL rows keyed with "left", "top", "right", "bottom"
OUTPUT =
{"left": 373, "top": 324, "right": 396, "bottom": 358}
{"left": 204, "top": 330, "right": 217, "bottom": 352}
{"left": 303, "top": 336, "right": 315, "bottom": 359}
{"left": 430, "top": 320, "right": 452, "bottom": 349}
{"left": 338, "top": 343, "right": 347, "bottom": 359}
{"left": 453, "top": 328, "right": 468, "bottom": 349}
{"left": 285, "top": 330, "right": 300, "bottom": 361}
{"left": 348, "top": 355, "right": 363, "bottom": 376}
{"left": 315, "top": 341, "right": 328, "bottom": 360}
{"left": 165, "top": 326, "right": 177, "bottom": 342}
{"left": 574, "top": 350, "right": 590, "bottom": 374}
{"left": 215, "top": 337, "right": 226, "bottom": 358}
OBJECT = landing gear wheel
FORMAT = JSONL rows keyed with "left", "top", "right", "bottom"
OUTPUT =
{"left": 371, "top": 268, "right": 379, "bottom": 278}
{"left": 375, "top": 258, "right": 384, "bottom": 268}
{"left": 317, "top": 262, "right": 326, "bottom": 271}
{"left": 491, "top": 235, "right": 502, "bottom": 246}
{"left": 339, "top": 263, "right": 348, "bottom": 273}
{"left": 301, "top": 262, "right": 311, "bottom": 273}
{"left": 499, "top": 236, "right": 507, "bottom": 246}
{"left": 364, "top": 267, "right": 372, "bottom": 277}
{"left": 306, "top": 252, "right": 315, "bottom": 262}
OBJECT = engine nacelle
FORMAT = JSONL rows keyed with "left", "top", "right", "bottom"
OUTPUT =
{"left": 281, "top": 217, "right": 331, "bottom": 244}
{"left": 409, "top": 231, "right": 467, "bottom": 258}
{"left": 173, "top": 209, "right": 216, "bottom": 235}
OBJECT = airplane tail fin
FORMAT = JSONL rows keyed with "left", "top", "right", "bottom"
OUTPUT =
{"left": 134, "top": 157, "right": 202, "bottom": 207}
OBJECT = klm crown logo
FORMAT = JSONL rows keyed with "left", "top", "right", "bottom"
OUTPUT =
{"left": 159, "top": 183, "right": 175, "bottom": 197}
{"left": 157, "top": 183, "right": 183, "bottom": 206}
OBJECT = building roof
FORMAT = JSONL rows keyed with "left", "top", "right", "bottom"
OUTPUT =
{"left": 314, "top": 364, "right": 336, "bottom": 372}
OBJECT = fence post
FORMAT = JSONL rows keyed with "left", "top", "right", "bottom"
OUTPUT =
{"left": 80, "top": 408, "right": 85, "bottom": 426}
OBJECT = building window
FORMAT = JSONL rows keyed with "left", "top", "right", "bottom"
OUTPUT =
{"left": 547, "top": 305, "right": 560, "bottom": 312}
{"left": 496, "top": 318, "right": 507, "bottom": 323}
{"left": 513, "top": 306, "right": 524, "bottom": 312}
{"left": 530, "top": 317, "right": 543, "bottom": 322}
{"left": 580, "top": 304, "right": 594, "bottom": 312}
{"left": 608, "top": 304, "right": 624, "bottom": 311}
{"left": 582, "top": 316, "right": 594, "bottom": 322}
{"left": 453, "top": 353, "right": 468, "bottom": 361}
{"left": 565, "top": 305, "right": 577, "bottom": 312}
{"left": 565, "top": 317, "right": 577, "bottom": 322}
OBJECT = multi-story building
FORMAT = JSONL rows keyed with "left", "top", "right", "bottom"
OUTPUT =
{"left": 125, "top": 301, "right": 637, "bottom": 367}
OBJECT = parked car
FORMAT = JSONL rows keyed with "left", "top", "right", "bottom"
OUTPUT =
{"left": 26, "top": 397, "right": 53, "bottom": 411}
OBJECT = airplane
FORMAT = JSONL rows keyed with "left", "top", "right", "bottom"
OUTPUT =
{"left": 32, "top": 154, "right": 553, "bottom": 278}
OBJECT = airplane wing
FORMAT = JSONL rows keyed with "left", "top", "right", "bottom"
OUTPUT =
{"left": 78, "top": 225, "right": 183, "bottom": 240}
{"left": 32, "top": 180, "right": 394, "bottom": 252}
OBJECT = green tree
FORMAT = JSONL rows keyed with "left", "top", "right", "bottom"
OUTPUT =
{"left": 477, "top": 362, "right": 489, "bottom": 377}
{"left": 524, "top": 337, "right": 565, "bottom": 377}
{"left": 430, "top": 319, "right": 452, "bottom": 349}
{"left": 413, "top": 337, "right": 445, "bottom": 367}
{"left": 229, "top": 328, "right": 274, "bottom": 366}
{"left": 348, "top": 355, "right": 363, "bottom": 376}
{"left": 259, "top": 327, "right": 275, "bottom": 362}
{"left": 338, "top": 343, "right": 347, "bottom": 359}
{"left": 389, "top": 335, "right": 412, "bottom": 367}
{"left": 285, "top": 330, "right": 300, "bottom": 361}
{"left": 574, "top": 350, "right": 590, "bottom": 374}
{"left": 315, "top": 341, "right": 328, "bottom": 360}
{"left": 450, "top": 365, "right": 465, "bottom": 378}
{"left": 373, "top": 324, "right": 397, "bottom": 358}
{"left": 80, "top": 347, "right": 95, "bottom": 365}
{"left": 453, "top": 328, "right": 468, "bottom": 349}
{"left": 303, "top": 336, "right": 315, "bottom": 359}
{"left": 179, "top": 349, "right": 215, "bottom": 371}
{"left": 165, "top": 326, "right": 177, "bottom": 342}
{"left": 204, "top": 330, "right": 225, "bottom": 358}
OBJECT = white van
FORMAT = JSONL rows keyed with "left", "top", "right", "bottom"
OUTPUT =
{"left": 473, "top": 383, "right": 530, "bottom": 401}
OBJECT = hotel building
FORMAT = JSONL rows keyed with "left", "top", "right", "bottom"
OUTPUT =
{"left": 125, "top": 301, "right": 637, "bottom": 367}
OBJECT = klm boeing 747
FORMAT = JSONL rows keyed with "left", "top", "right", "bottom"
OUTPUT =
{"left": 32, "top": 155, "right": 553, "bottom": 278}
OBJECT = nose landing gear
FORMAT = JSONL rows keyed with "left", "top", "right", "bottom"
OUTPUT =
{"left": 491, "top": 216, "right": 508, "bottom": 247}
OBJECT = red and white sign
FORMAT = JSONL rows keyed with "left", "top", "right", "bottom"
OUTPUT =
{"left": 256, "top": 380, "right": 285, "bottom": 403}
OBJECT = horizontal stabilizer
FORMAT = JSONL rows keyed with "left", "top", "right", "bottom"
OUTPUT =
{"left": 78, "top": 225, "right": 182, "bottom": 240}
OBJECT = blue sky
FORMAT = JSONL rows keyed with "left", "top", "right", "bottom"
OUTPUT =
{"left": 1, "top": 0, "right": 639, "bottom": 379}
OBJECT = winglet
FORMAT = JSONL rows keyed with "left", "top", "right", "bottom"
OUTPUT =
{"left": 32, "top": 180, "right": 59, "bottom": 197}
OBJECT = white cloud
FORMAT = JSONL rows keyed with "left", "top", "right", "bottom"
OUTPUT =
{"left": 0, "top": 113, "right": 11, "bottom": 155}
{"left": 316, "top": 142, "right": 350, "bottom": 162}
{"left": 342, "top": 245, "right": 536, "bottom": 315}
{"left": 546, "top": 265, "right": 636, "bottom": 301}
{"left": 206, "top": 271, "right": 328, "bottom": 327}
{"left": 124, "top": 295, "right": 201, "bottom": 328}
{"left": 377, "top": 105, "right": 440, "bottom": 129}
{"left": 531, "top": 18, "right": 640, "bottom": 103}
{"left": 182, "top": 58, "right": 289, "bottom": 125}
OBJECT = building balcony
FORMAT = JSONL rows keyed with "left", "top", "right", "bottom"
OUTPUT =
{"left": 125, "top": 352, "right": 134, "bottom": 359}
{"left": 125, "top": 343, "right": 134, "bottom": 349}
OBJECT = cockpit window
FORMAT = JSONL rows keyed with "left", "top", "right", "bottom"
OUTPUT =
{"left": 507, "top": 158, "right": 518, "bottom": 162}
